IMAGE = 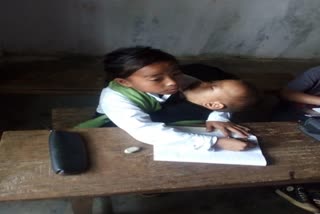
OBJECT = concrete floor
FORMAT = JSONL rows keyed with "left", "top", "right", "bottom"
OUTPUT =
{"left": 0, "top": 188, "right": 314, "bottom": 214}
{"left": 0, "top": 94, "right": 313, "bottom": 214}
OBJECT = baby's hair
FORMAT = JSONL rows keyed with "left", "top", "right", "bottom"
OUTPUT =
{"left": 227, "top": 80, "right": 260, "bottom": 112}
{"left": 103, "top": 46, "right": 178, "bottom": 79}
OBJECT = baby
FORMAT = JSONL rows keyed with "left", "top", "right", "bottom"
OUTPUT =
{"left": 184, "top": 79, "right": 257, "bottom": 112}
{"left": 150, "top": 79, "right": 258, "bottom": 137}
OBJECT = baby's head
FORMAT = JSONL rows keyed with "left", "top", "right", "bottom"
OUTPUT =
{"left": 103, "top": 46, "right": 181, "bottom": 94}
{"left": 184, "top": 79, "right": 258, "bottom": 112}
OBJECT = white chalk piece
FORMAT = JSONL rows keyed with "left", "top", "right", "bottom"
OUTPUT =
{"left": 124, "top": 146, "right": 141, "bottom": 154}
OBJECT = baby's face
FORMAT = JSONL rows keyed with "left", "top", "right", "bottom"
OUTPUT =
{"left": 197, "top": 80, "right": 248, "bottom": 107}
{"left": 195, "top": 81, "right": 227, "bottom": 102}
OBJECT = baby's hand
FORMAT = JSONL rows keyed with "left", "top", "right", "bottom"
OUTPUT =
{"left": 205, "top": 121, "right": 250, "bottom": 138}
{"left": 214, "top": 137, "right": 256, "bottom": 151}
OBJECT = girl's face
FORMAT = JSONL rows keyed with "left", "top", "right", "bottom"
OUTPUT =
{"left": 116, "top": 62, "right": 181, "bottom": 94}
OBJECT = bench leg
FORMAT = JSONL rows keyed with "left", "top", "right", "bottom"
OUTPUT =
{"left": 100, "top": 197, "right": 113, "bottom": 213}
{"left": 70, "top": 197, "right": 113, "bottom": 214}
{"left": 71, "top": 197, "right": 93, "bottom": 214}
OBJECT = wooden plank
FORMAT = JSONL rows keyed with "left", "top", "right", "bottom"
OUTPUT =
{"left": 0, "top": 71, "right": 291, "bottom": 94}
{"left": 0, "top": 59, "right": 106, "bottom": 95}
{"left": 52, "top": 107, "right": 95, "bottom": 129}
{"left": 1, "top": 58, "right": 313, "bottom": 95}
{"left": 180, "top": 57, "right": 320, "bottom": 76}
{"left": 1, "top": 122, "right": 320, "bottom": 202}
{"left": 236, "top": 72, "right": 294, "bottom": 92}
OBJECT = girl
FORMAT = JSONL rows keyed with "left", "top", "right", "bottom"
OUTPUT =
{"left": 95, "top": 46, "right": 253, "bottom": 151}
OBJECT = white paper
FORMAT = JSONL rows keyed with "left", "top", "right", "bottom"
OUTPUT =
{"left": 153, "top": 126, "right": 267, "bottom": 166}
{"left": 312, "top": 107, "right": 320, "bottom": 113}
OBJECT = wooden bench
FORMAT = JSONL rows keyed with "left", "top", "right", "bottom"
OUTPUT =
{"left": 0, "top": 58, "right": 106, "bottom": 95}
{"left": 52, "top": 107, "right": 96, "bottom": 129}
{"left": 1, "top": 122, "right": 320, "bottom": 214}
{"left": 1, "top": 57, "right": 317, "bottom": 95}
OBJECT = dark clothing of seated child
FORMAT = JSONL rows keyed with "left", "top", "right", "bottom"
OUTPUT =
{"left": 272, "top": 66, "right": 320, "bottom": 122}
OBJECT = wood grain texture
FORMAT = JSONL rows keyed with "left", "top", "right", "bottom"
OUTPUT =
{"left": 1, "top": 58, "right": 309, "bottom": 95}
{"left": 0, "top": 60, "right": 106, "bottom": 94}
{"left": 52, "top": 107, "right": 95, "bottom": 129}
{"left": 1, "top": 122, "right": 320, "bottom": 202}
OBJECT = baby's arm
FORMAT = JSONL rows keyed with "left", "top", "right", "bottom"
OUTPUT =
{"left": 101, "top": 88, "right": 214, "bottom": 150}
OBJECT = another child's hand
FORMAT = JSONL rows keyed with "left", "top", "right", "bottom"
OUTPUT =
{"left": 214, "top": 138, "right": 256, "bottom": 151}
{"left": 205, "top": 121, "right": 250, "bottom": 138}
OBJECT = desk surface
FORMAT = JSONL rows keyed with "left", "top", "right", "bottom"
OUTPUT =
{"left": 1, "top": 122, "right": 320, "bottom": 202}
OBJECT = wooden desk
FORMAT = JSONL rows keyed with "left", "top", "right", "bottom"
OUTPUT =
{"left": 1, "top": 122, "right": 320, "bottom": 209}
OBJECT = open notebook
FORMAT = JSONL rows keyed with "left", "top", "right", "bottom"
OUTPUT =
{"left": 153, "top": 126, "right": 267, "bottom": 166}
{"left": 303, "top": 107, "right": 320, "bottom": 117}
{"left": 313, "top": 108, "right": 320, "bottom": 113}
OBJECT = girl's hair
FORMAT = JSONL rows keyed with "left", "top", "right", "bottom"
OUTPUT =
{"left": 103, "top": 46, "right": 178, "bottom": 79}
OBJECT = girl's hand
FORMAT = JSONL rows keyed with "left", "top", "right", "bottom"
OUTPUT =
{"left": 205, "top": 121, "right": 250, "bottom": 138}
{"left": 214, "top": 137, "right": 256, "bottom": 151}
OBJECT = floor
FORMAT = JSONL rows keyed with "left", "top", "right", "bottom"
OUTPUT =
{"left": 0, "top": 58, "right": 318, "bottom": 214}
{"left": 0, "top": 187, "right": 313, "bottom": 214}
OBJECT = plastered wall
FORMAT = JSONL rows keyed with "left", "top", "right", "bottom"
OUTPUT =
{"left": 1, "top": 0, "right": 320, "bottom": 58}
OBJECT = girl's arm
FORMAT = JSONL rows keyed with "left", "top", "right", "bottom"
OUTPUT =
{"left": 215, "top": 137, "right": 256, "bottom": 151}
{"left": 281, "top": 88, "right": 320, "bottom": 106}
{"left": 100, "top": 88, "right": 253, "bottom": 151}
{"left": 205, "top": 111, "right": 250, "bottom": 137}
{"left": 281, "top": 66, "right": 320, "bottom": 105}
{"left": 100, "top": 88, "right": 214, "bottom": 150}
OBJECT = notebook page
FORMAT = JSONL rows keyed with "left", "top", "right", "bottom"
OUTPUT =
{"left": 153, "top": 126, "right": 267, "bottom": 166}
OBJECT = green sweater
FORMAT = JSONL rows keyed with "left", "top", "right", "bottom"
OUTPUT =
{"left": 74, "top": 81, "right": 204, "bottom": 128}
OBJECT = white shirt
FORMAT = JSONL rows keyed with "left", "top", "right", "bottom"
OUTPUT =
{"left": 96, "top": 87, "right": 231, "bottom": 150}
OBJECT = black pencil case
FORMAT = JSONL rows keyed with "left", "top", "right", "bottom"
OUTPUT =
{"left": 48, "top": 130, "right": 89, "bottom": 175}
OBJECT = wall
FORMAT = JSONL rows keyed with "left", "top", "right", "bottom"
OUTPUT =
{"left": 1, "top": 0, "right": 320, "bottom": 58}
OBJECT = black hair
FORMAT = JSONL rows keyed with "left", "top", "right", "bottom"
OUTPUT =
{"left": 227, "top": 80, "right": 260, "bottom": 112}
{"left": 103, "top": 46, "right": 178, "bottom": 79}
